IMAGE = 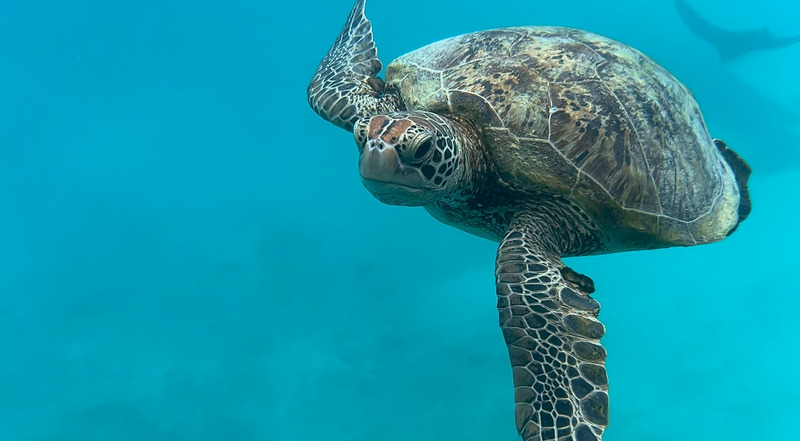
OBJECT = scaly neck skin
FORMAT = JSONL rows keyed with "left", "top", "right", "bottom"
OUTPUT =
{"left": 426, "top": 115, "right": 605, "bottom": 256}
{"left": 423, "top": 114, "right": 509, "bottom": 242}
{"left": 436, "top": 114, "right": 489, "bottom": 205}
{"left": 508, "top": 200, "right": 606, "bottom": 258}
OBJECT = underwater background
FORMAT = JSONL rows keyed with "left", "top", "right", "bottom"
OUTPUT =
{"left": 1, "top": 0, "right": 798, "bottom": 440}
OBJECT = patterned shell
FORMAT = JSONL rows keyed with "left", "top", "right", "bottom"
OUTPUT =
{"left": 385, "top": 27, "right": 741, "bottom": 250}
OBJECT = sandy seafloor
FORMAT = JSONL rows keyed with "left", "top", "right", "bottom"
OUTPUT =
{"left": 1, "top": 0, "right": 798, "bottom": 440}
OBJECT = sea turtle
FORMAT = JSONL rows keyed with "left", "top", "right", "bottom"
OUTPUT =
{"left": 306, "top": 1, "right": 752, "bottom": 440}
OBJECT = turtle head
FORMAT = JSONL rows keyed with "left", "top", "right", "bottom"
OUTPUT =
{"left": 354, "top": 111, "right": 468, "bottom": 206}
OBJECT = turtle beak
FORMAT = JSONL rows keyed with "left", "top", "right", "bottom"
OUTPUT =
{"left": 358, "top": 140, "right": 433, "bottom": 206}
{"left": 359, "top": 140, "right": 426, "bottom": 193}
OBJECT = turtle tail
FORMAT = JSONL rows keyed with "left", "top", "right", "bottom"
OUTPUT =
{"left": 307, "top": 0, "right": 403, "bottom": 132}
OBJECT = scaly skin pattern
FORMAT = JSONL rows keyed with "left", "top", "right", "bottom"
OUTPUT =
{"left": 497, "top": 207, "right": 609, "bottom": 441}
{"left": 306, "top": 0, "right": 403, "bottom": 131}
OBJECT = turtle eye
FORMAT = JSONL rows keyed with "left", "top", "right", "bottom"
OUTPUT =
{"left": 406, "top": 135, "right": 434, "bottom": 163}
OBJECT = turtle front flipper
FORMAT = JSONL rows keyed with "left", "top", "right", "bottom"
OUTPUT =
{"left": 496, "top": 213, "right": 609, "bottom": 441}
{"left": 307, "top": 0, "right": 403, "bottom": 132}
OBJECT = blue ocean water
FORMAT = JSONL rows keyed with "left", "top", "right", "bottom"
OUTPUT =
{"left": 1, "top": 0, "right": 798, "bottom": 439}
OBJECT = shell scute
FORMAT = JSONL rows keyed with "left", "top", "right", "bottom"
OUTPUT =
{"left": 517, "top": 35, "right": 605, "bottom": 83}
{"left": 548, "top": 80, "right": 660, "bottom": 214}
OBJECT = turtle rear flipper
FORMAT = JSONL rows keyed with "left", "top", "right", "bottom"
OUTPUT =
{"left": 714, "top": 139, "right": 751, "bottom": 227}
{"left": 497, "top": 212, "right": 608, "bottom": 441}
{"left": 307, "top": 0, "right": 403, "bottom": 132}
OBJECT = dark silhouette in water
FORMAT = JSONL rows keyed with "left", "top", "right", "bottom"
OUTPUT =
{"left": 675, "top": 0, "right": 800, "bottom": 62}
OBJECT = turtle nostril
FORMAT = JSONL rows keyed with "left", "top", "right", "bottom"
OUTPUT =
{"left": 367, "top": 140, "right": 392, "bottom": 152}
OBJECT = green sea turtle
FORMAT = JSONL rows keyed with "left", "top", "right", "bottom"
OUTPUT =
{"left": 306, "top": 1, "right": 752, "bottom": 440}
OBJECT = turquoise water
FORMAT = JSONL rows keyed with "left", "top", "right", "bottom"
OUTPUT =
{"left": 1, "top": 0, "right": 798, "bottom": 440}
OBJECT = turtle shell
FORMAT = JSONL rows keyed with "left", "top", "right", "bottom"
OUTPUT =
{"left": 385, "top": 27, "right": 742, "bottom": 250}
